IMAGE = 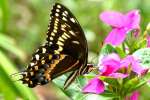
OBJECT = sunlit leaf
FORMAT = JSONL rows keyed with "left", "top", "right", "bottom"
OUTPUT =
{"left": 100, "top": 44, "right": 116, "bottom": 55}
{"left": 0, "top": 33, "right": 26, "bottom": 61}
{"left": 133, "top": 48, "right": 150, "bottom": 68}
{"left": 0, "top": 50, "right": 37, "bottom": 100}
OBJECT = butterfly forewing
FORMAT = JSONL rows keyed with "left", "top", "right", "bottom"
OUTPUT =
{"left": 47, "top": 3, "right": 87, "bottom": 56}
{"left": 16, "top": 3, "right": 90, "bottom": 88}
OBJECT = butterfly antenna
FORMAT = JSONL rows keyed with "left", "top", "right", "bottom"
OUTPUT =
{"left": 10, "top": 69, "right": 26, "bottom": 77}
{"left": 10, "top": 70, "right": 26, "bottom": 82}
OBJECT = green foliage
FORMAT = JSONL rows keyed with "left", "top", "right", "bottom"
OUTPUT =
{"left": 0, "top": 0, "right": 150, "bottom": 99}
{"left": 0, "top": 50, "right": 37, "bottom": 100}
{"left": 100, "top": 44, "right": 117, "bottom": 55}
{"left": 133, "top": 48, "right": 150, "bottom": 68}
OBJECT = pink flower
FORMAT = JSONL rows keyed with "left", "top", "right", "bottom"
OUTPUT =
{"left": 109, "top": 72, "right": 128, "bottom": 78}
{"left": 121, "top": 55, "right": 148, "bottom": 75}
{"left": 100, "top": 10, "right": 140, "bottom": 46}
{"left": 100, "top": 53, "right": 121, "bottom": 75}
{"left": 126, "top": 91, "right": 139, "bottom": 100}
{"left": 130, "top": 91, "right": 139, "bottom": 100}
{"left": 83, "top": 53, "right": 126, "bottom": 94}
{"left": 83, "top": 78, "right": 104, "bottom": 94}
{"left": 82, "top": 53, "right": 147, "bottom": 95}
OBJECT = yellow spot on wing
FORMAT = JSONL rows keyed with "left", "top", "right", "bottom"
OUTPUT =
{"left": 58, "top": 46, "right": 63, "bottom": 51}
{"left": 35, "top": 54, "right": 40, "bottom": 60}
{"left": 34, "top": 66, "right": 38, "bottom": 70}
{"left": 70, "top": 18, "right": 76, "bottom": 23}
{"left": 62, "top": 17, "right": 67, "bottom": 21}
{"left": 64, "top": 11, "right": 68, "bottom": 15}
{"left": 57, "top": 5, "right": 61, "bottom": 8}
{"left": 54, "top": 50, "right": 60, "bottom": 54}
{"left": 54, "top": 26, "right": 58, "bottom": 29}
{"left": 53, "top": 29, "right": 57, "bottom": 33}
{"left": 57, "top": 41, "right": 64, "bottom": 46}
{"left": 49, "top": 55, "right": 52, "bottom": 60}
{"left": 64, "top": 32, "right": 70, "bottom": 38}
{"left": 25, "top": 78, "right": 29, "bottom": 81}
{"left": 58, "top": 37, "right": 65, "bottom": 42}
{"left": 51, "top": 32, "right": 55, "bottom": 36}
{"left": 56, "top": 9, "right": 60, "bottom": 12}
{"left": 44, "top": 54, "right": 66, "bottom": 80}
{"left": 62, "top": 35, "right": 68, "bottom": 39}
{"left": 72, "top": 41, "right": 80, "bottom": 44}
{"left": 30, "top": 63, "right": 35, "bottom": 66}
{"left": 41, "top": 60, "right": 45, "bottom": 64}
{"left": 69, "top": 31, "right": 76, "bottom": 36}
{"left": 56, "top": 18, "right": 59, "bottom": 21}
{"left": 30, "top": 72, "right": 34, "bottom": 76}
{"left": 55, "top": 13, "right": 59, "bottom": 17}
{"left": 50, "top": 37, "right": 53, "bottom": 40}
{"left": 30, "top": 81, "right": 33, "bottom": 85}
{"left": 42, "top": 48, "right": 46, "bottom": 53}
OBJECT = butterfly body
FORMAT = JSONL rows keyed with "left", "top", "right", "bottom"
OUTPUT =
{"left": 19, "top": 3, "right": 92, "bottom": 88}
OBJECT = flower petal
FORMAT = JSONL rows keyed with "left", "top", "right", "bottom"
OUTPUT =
{"left": 105, "top": 28, "right": 127, "bottom": 46}
{"left": 124, "top": 10, "right": 140, "bottom": 30}
{"left": 101, "top": 53, "right": 121, "bottom": 63}
{"left": 100, "top": 53, "right": 121, "bottom": 75}
{"left": 121, "top": 55, "right": 148, "bottom": 75}
{"left": 109, "top": 72, "right": 128, "bottom": 78}
{"left": 83, "top": 78, "right": 105, "bottom": 94}
{"left": 100, "top": 11, "right": 125, "bottom": 27}
{"left": 130, "top": 91, "right": 139, "bottom": 100}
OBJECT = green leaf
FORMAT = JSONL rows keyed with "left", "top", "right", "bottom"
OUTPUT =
{"left": 0, "top": 66, "right": 21, "bottom": 100}
{"left": 123, "top": 73, "right": 150, "bottom": 94}
{"left": 115, "top": 47, "right": 126, "bottom": 58}
{"left": 123, "top": 77, "right": 139, "bottom": 92}
{"left": 130, "top": 73, "right": 150, "bottom": 92}
{"left": 83, "top": 73, "right": 96, "bottom": 79}
{"left": 0, "top": 33, "right": 26, "bottom": 60}
{"left": 99, "top": 76, "right": 119, "bottom": 87}
{"left": 100, "top": 90, "right": 118, "bottom": 98}
{"left": 85, "top": 94, "right": 113, "bottom": 100}
{"left": 133, "top": 48, "right": 150, "bottom": 68}
{"left": 138, "top": 39, "right": 147, "bottom": 48}
{"left": 53, "top": 75, "right": 80, "bottom": 99}
{"left": 0, "top": 0, "right": 9, "bottom": 32}
{"left": 76, "top": 76, "right": 87, "bottom": 88}
{"left": 100, "top": 44, "right": 116, "bottom": 55}
{"left": 0, "top": 50, "right": 37, "bottom": 100}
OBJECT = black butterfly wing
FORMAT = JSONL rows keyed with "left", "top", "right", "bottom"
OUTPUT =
{"left": 46, "top": 3, "right": 89, "bottom": 73}
{"left": 19, "top": 3, "right": 89, "bottom": 88}
{"left": 47, "top": 3, "right": 88, "bottom": 60}
{"left": 47, "top": 3, "right": 89, "bottom": 88}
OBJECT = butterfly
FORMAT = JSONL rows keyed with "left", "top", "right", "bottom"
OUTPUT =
{"left": 15, "top": 3, "right": 93, "bottom": 89}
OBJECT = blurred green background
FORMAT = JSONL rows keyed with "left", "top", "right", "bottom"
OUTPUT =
{"left": 0, "top": 0, "right": 150, "bottom": 100}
